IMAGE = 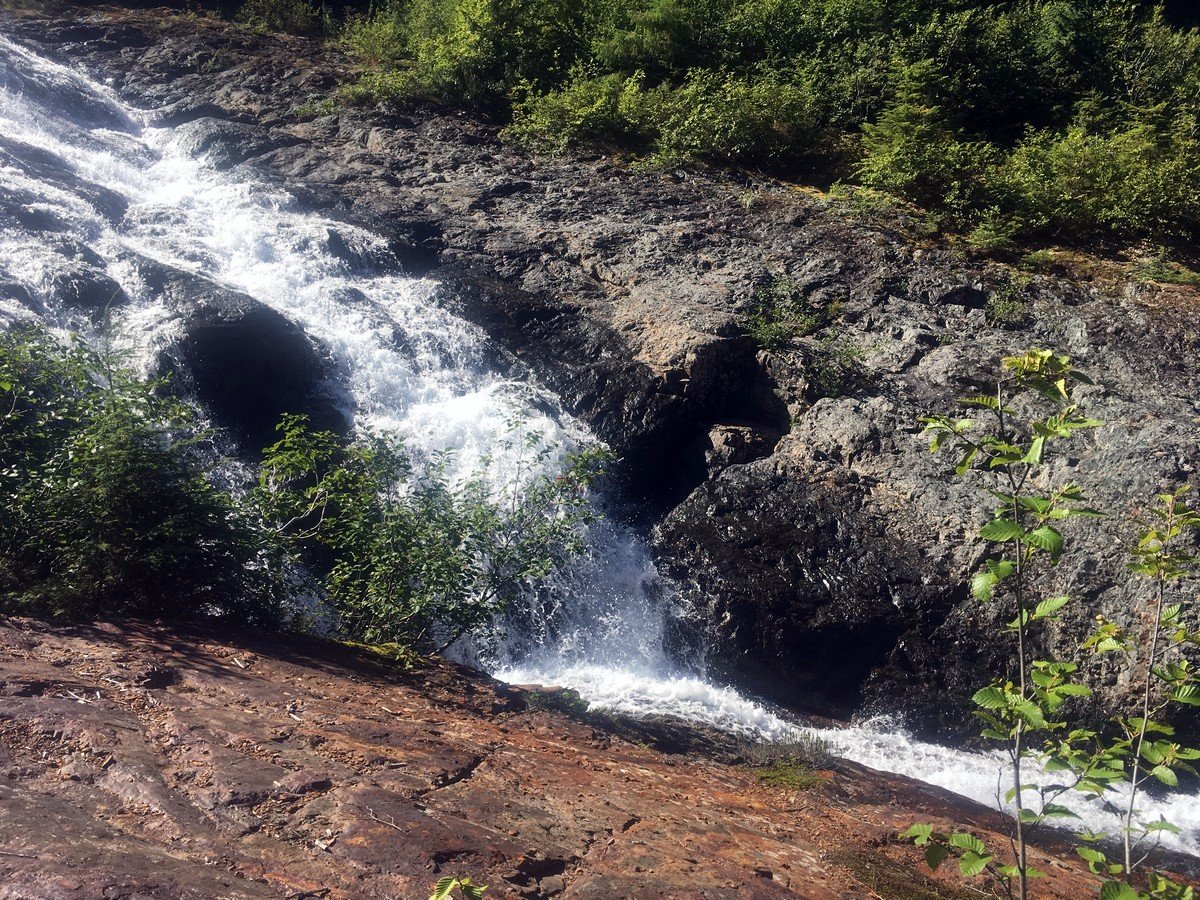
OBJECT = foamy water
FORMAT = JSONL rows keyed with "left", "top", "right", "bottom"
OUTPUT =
{"left": 1, "top": 33, "right": 1196, "bottom": 859}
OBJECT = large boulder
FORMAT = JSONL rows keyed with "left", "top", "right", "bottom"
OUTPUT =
{"left": 153, "top": 266, "right": 347, "bottom": 450}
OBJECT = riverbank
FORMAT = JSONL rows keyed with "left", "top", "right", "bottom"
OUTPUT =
{"left": 0, "top": 616, "right": 1146, "bottom": 899}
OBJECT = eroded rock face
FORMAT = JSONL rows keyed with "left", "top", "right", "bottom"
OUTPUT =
{"left": 4, "top": 4, "right": 1200, "bottom": 736}
{"left": 0, "top": 618, "right": 1153, "bottom": 898}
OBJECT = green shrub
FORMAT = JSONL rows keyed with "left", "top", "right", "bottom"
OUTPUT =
{"left": 236, "top": 0, "right": 320, "bottom": 34}
{"left": 0, "top": 328, "right": 609, "bottom": 657}
{"left": 0, "top": 328, "right": 282, "bottom": 624}
{"left": 340, "top": 3, "right": 409, "bottom": 69}
{"left": 754, "top": 761, "right": 824, "bottom": 790}
{"left": 985, "top": 275, "right": 1032, "bottom": 328}
{"left": 1000, "top": 118, "right": 1200, "bottom": 242}
{"left": 806, "top": 335, "right": 872, "bottom": 399}
{"left": 857, "top": 61, "right": 1001, "bottom": 220}
{"left": 743, "top": 275, "right": 835, "bottom": 350}
{"left": 255, "top": 415, "right": 612, "bottom": 652}
{"left": 1135, "top": 247, "right": 1200, "bottom": 286}
{"left": 338, "top": 0, "right": 1200, "bottom": 248}
{"left": 507, "top": 72, "right": 650, "bottom": 152}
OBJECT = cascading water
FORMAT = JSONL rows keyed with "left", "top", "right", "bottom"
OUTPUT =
{"left": 1, "top": 34, "right": 1197, "bottom": 858}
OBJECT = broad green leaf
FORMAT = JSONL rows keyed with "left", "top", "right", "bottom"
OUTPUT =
{"left": 1099, "top": 881, "right": 1138, "bottom": 900}
{"left": 1151, "top": 765, "right": 1178, "bottom": 787}
{"left": 1055, "top": 683, "right": 1091, "bottom": 698}
{"left": 959, "top": 851, "right": 992, "bottom": 878}
{"left": 972, "top": 686, "right": 1007, "bottom": 710}
{"left": 1033, "top": 596, "right": 1070, "bottom": 619}
{"left": 1041, "top": 803, "right": 1080, "bottom": 820}
{"left": 980, "top": 518, "right": 1023, "bottom": 542}
{"left": 1025, "top": 525, "right": 1064, "bottom": 557}
{"left": 948, "top": 833, "right": 987, "bottom": 856}
{"left": 925, "top": 843, "right": 950, "bottom": 871}
{"left": 901, "top": 823, "right": 933, "bottom": 845}
{"left": 1141, "top": 818, "right": 1182, "bottom": 835}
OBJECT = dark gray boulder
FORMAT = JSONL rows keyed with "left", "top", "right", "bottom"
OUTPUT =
{"left": 155, "top": 269, "right": 347, "bottom": 451}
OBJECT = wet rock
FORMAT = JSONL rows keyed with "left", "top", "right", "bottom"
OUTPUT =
{"left": 0, "top": 617, "right": 1158, "bottom": 898}
{"left": 157, "top": 270, "right": 347, "bottom": 450}
{"left": 175, "top": 117, "right": 302, "bottom": 170}
{"left": 47, "top": 259, "right": 128, "bottom": 312}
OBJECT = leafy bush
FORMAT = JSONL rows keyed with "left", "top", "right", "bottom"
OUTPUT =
{"left": 1001, "top": 118, "right": 1200, "bottom": 242}
{"left": 1136, "top": 247, "right": 1200, "bottom": 286}
{"left": 753, "top": 761, "right": 823, "bottom": 790}
{"left": 335, "top": 0, "right": 1200, "bottom": 249}
{"left": 0, "top": 329, "right": 609, "bottom": 659}
{"left": 507, "top": 72, "right": 648, "bottom": 152}
{"left": 985, "top": 275, "right": 1032, "bottom": 329}
{"left": 0, "top": 327, "right": 282, "bottom": 624}
{"left": 237, "top": 0, "right": 320, "bottom": 34}
{"left": 255, "top": 415, "right": 612, "bottom": 652}
{"left": 742, "top": 275, "right": 835, "bottom": 350}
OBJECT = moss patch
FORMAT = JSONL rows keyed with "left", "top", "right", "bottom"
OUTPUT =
{"left": 754, "top": 761, "right": 824, "bottom": 790}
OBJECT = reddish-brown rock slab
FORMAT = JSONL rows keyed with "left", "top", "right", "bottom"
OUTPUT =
{"left": 0, "top": 619, "right": 1174, "bottom": 898}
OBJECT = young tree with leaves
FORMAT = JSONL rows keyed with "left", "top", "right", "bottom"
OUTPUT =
{"left": 904, "top": 349, "right": 1103, "bottom": 900}
{"left": 1063, "top": 490, "right": 1200, "bottom": 900}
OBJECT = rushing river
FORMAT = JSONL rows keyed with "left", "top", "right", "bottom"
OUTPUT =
{"left": 1, "top": 33, "right": 1197, "bottom": 858}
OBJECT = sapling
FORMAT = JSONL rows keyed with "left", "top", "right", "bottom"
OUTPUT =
{"left": 903, "top": 349, "right": 1103, "bottom": 900}
{"left": 1065, "top": 489, "right": 1200, "bottom": 899}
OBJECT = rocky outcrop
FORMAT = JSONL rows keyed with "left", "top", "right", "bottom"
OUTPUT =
{"left": 3, "top": 3, "right": 1199, "bottom": 735}
{"left": 0, "top": 617, "right": 1164, "bottom": 899}
{"left": 150, "top": 266, "right": 348, "bottom": 450}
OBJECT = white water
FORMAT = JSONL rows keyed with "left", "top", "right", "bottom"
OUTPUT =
{"left": 1, "top": 34, "right": 1196, "bottom": 859}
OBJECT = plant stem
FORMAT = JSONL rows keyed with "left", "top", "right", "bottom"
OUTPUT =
{"left": 1123, "top": 505, "right": 1172, "bottom": 881}
{"left": 997, "top": 380, "right": 1028, "bottom": 900}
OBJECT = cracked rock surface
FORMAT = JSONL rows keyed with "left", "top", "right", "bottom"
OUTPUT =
{"left": 0, "top": 618, "right": 1134, "bottom": 899}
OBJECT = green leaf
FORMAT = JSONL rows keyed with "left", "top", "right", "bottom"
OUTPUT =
{"left": 1141, "top": 818, "right": 1182, "bottom": 835}
{"left": 1099, "top": 882, "right": 1138, "bottom": 900}
{"left": 925, "top": 843, "right": 950, "bottom": 871}
{"left": 1041, "top": 803, "right": 1080, "bottom": 820}
{"left": 972, "top": 686, "right": 1007, "bottom": 710}
{"left": 959, "top": 851, "right": 992, "bottom": 878}
{"left": 1075, "top": 847, "right": 1107, "bottom": 864}
{"left": 948, "top": 833, "right": 987, "bottom": 856}
{"left": 1151, "top": 765, "right": 1178, "bottom": 787}
{"left": 1022, "top": 436, "right": 1045, "bottom": 464}
{"left": 1054, "top": 683, "right": 1091, "bottom": 698}
{"left": 901, "top": 823, "right": 933, "bottom": 845}
{"left": 980, "top": 518, "right": 1024, "bottom": 542}
{"left": 1033, "top": 595, "right": 1070, "bottom": 619}
{"left": 1025, "top": 526, "right": 1064, "bottom": 557}
{"left": 954, "top": 446, "right": 978, "bottom": 475}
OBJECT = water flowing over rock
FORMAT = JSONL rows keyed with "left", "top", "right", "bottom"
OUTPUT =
{"left": 2, "top": 1, "right": 1200, "bottom": 843}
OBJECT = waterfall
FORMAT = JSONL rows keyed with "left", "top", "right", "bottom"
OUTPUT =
{"left": 1, "top": 34, "right": 1196, "bottom": 858}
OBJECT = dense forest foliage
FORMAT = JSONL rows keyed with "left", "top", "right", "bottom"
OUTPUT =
{"left": 318, "top": 0, "right": 1200, "bottom": 250}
